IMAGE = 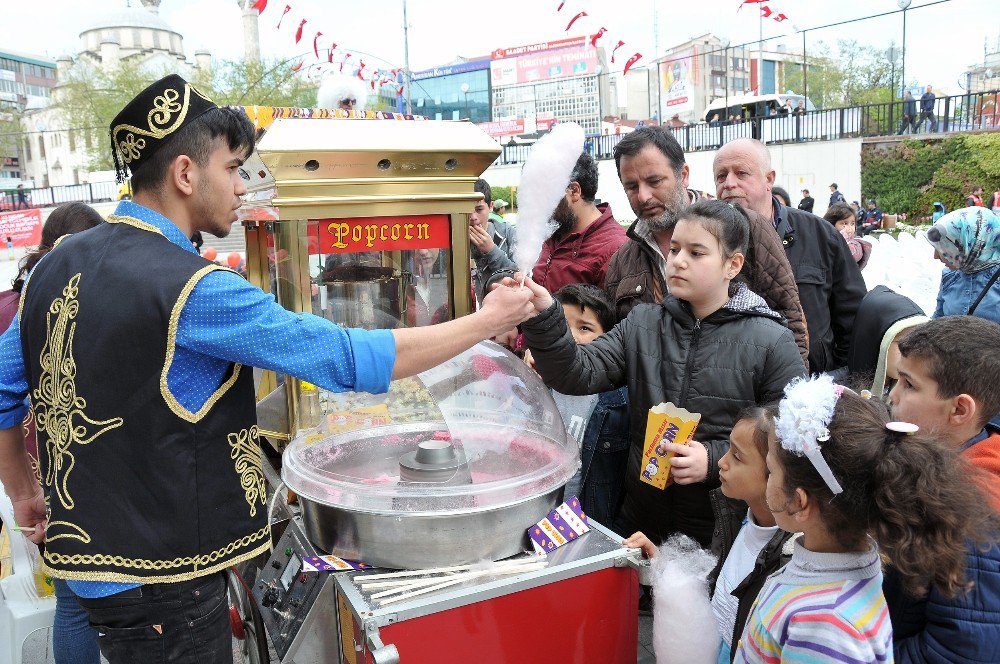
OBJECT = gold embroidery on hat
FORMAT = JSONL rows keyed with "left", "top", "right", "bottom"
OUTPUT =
{"left": 111, "top": 83, "right": 210, "bottom": 165}
{"left": 228, "top": 425, "right": 267, "bottom": 517}
{"left": 33, "top": 274, "right": 124, "bottom": 511}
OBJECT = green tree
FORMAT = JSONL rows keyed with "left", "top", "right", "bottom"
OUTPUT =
{"left": 54, "top": 56, "right": 319, "bottom": 171}
{"left": 784, "top": 40, "right": 902, "bottom": 108}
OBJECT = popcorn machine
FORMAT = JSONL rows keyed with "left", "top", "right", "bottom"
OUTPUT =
{"left": 238, "top": 113, "right": 642, "bottom": 664}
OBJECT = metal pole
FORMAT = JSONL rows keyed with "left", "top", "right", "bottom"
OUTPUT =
{"left": 802, "top": 30, "right": 807, "bottom": 104}
{"left": 900, "top": 8, "right": 907, "bottom": 98}
{"left": 403, "top": 0, "right": 412, "bottom": 114}
{"left": 725, "top": 46, "right": 729, "bottom": 113}
{"left": 758, "top": 9, "right": 764, "bottom": 94}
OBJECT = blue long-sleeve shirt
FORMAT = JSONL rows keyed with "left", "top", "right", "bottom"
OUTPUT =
{"left": 0, "top": 200, "right": 396, "bottom": 596}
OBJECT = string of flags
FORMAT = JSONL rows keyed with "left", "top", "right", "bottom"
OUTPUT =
{"left": 738, "top": 0, "right": 789, "bottom": 23}
{"left": 252, "top": 1, "right": 405, "bottom": 92}
{"left": 555, "top": 2, "right": 642, "bottom": 75}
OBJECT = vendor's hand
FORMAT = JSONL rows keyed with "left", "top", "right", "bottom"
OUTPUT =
{"left": 499, "top": 274, "right": 553, "bottom": 313}
{"left": 13, "top": 487, "right": 47, "bottom": 544}
{"left": 469, "top": 225, "right": 495, "bottom": 253}
{"left": 479, "top": 283, "right": 535, "bottom": 337}
{"left": 623, "top": 531, "right": 658, "bottom": 559}
{"left": 666, "top": 442, "right": 709, "bottom": 484}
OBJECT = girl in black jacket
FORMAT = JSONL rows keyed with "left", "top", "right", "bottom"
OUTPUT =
{"left": 520, "top": 200, "right": 806, "bottom": 547}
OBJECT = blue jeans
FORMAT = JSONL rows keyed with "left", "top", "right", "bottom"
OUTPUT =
{"left": 53, "top": 579, "right": 101, "bottom": 664}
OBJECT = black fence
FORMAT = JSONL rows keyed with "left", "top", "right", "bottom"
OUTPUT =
{"left": 0, "top": 181, "right": 119, "bottom": 211}
{"left": 496, "top": 89, "right": 1000, "bottom": 165}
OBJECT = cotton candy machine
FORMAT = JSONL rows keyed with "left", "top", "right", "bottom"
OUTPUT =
{"left": 282, "top": 341, "right": 578, "bottom": 569}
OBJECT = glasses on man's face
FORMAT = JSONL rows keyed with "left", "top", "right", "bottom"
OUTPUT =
{"left": 340, "top": 98, "right": 357, "bottom": 106}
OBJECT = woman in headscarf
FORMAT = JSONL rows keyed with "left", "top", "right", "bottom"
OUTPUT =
{"left": 928, "top": 206, "right": 1000, "bottom": 325}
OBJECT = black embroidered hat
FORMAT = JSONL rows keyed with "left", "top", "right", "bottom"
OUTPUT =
{"left": 109, "top": 74, "right": 217, "bottom": 183}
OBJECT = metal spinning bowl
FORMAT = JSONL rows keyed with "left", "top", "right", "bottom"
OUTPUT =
{"left": 282, "top": 342, "right": 578, "bottom": 569}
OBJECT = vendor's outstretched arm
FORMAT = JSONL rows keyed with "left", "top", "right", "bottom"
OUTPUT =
{"left": 391, "top": 283, "right": 535, "bottom": 379}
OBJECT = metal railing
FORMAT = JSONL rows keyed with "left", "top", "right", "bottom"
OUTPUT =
{"left": 494, "top": 88, "right": 1000, "bottom": 165}
{"left": 0, "top": 181, "right": 119, "bottom": 211}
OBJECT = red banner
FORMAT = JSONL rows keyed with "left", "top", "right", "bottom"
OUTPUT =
{"left": 0, "top": 208, "right": 42, "bottom": 248}
{"left": 477, "top": 119, "right": 526, "bottom": 137}
{"left": 316, "top": 214, "right": 451, "bottom": 255}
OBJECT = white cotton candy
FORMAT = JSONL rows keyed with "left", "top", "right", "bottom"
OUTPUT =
{"left": 651, "top": 534, "right": 721, "bottom": 664}
{"left": 513, "top": 122, "right": 585, "bottom": 274}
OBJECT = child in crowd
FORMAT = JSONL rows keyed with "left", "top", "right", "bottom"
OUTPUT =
{"left": 824, "top": 202, "right": 871, "bottom": 270}
{"left": 883, "top": 315, "right": 1000, "bottom": 662}
{"left": 846, "top": 285, "right": 927, "bottom": 399}
{"left": 625, "top": 407, "right": 799, "bottom": 664}
{"left": 518, "top": 199, "right": 806, "bottom": 547}
{"left": 551, "top": 284, "right": 630, "bottom": 527}
{"left": 735, "top": 375, "right": 996, "bottom": 663}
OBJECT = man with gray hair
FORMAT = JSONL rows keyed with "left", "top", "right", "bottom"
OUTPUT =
{"left": 714, "top": 138, "right": 866, "bottom": 373}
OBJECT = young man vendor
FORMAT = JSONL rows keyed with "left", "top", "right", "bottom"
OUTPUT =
{"left": 0, "top": 75, "right": 535, "bottom": 664}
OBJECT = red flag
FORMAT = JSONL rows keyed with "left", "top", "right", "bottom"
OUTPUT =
{"left": 610, "top": 40, "right": 625, "bottom": 63}
{"left": 291, "top": 60, "right": 303, "bottom": 72}
{"left": 251, "top": 0, "right": 267, "bottom": 14}
{"left": 371, "top": 80, "right": 377, "bottom": 90}
{"left": 557, "top": 0, "right": 565, "bottom": 9}
{"left": 276, "top": 4, "right": 291, "bottom": 29}
{"left": 774, "top": 12, "right": 788, "bottom": 21}
{"left": 397, "top": 86, "right": 404, "bottom": 95}
{"left": 623, "top": 52, "right": 642, "bottom": 75}
{"left": 590, "top": 28, "right": 607, "bottom": 47}
{"left": 327, "top": 43, "right": 338, "bottom": 62}
{"left": 357, "top": 60, "right": 367, "bottom": 80}
{"left": 312, "top": 31, "right": 323, "bottom": 57}
{"left": 737, "top": 0, "right": 768, "bottom": 10}
{"left": 565, "top": 11, "right": 587, "bottom": 31}
{"left": 760, "top": 6, "right": 772, "bottom": 17}
{"left": 295, "top": 18, "right": 307, "bottom": 43}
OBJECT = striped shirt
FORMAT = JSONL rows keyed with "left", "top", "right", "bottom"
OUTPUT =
{"left": 735, "top": 539, "right": 893, "bottom": 664}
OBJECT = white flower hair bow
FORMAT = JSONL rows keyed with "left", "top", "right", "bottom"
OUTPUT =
{"left": 775, "top": 375, "right": 844, "bottom": 495}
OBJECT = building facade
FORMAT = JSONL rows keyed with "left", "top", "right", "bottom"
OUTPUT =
{"left": 18, "top": 0, "right": 210, "bottom": 188}
{"left": 654, "top": 34, "right": 752, "bottom": 124}
{"left": 409, "top": 59, "right": 492, "bottom": 124}
{"left": 1, "top": 51, "right": 58, "bottom": 186}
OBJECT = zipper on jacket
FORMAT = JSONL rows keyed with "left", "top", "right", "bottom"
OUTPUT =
{"left": 679, "top": 319, "right": 702, "bottom": 405}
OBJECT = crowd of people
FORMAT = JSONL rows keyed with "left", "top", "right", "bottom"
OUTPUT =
{"left": 1, "top": 74, "right": 1000, "bottom": 664}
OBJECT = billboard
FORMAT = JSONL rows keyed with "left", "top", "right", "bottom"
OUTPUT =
{"left": 477, "top": 119, "right": 526, "bottom": 137}
{"left": 490, "top": 36, "right": 587, "bottom": 60}
{"left": 0, "top": 208, "right": 42, "bottom": 248}
{"left": 659, "top": 48, "right": 698, "bottom": 117}
{"left": 490, "top": 45, "right": 599, "bottom": 86}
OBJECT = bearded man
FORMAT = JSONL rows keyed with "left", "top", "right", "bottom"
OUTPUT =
{"left": 530, "top": 152, "right": 626, "bottom": 293}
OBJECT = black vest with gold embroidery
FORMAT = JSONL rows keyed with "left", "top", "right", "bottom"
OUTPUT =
{"left": 18, "top": 217, "right": 269, "bottom": 583}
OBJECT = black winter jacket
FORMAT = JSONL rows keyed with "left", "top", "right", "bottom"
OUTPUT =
{"left": 521, "top": 284, "right": 806, "bottom": 546}
{"left": 774, "top": 203, "right": 866, "bottom": 373}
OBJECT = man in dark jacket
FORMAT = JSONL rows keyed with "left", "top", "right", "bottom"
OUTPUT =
{"left": 898, "top": 90, "right": 917, "bottom": 134}
{"left": 828, "top": 182, "right": 846, "bottom": 207}
{"left": 716, "top": 139, "right": 866, "bottom": 373}
{"left": 604, "top": 127, "right": 809, "bottom": 365}
{"left": 531, "top": 152, "right": 627, "bottom": 292}
{"left": 797, "top": 189, "right": 814, "bottom": 213}
{"left": 916, "top": 85, "right": 936, "bottom": 132}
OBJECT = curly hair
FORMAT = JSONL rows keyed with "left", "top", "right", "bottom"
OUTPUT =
{"left": 772, "top": 390, "right": 998, "bottom": 597}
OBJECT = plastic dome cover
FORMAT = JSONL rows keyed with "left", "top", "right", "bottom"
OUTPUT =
{"left": 282, "top": 341, "right": 578, "bottom": 514}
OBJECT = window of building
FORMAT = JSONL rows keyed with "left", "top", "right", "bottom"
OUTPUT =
{"left": 37, "top": 136, "right": 45, "bottom": 159}
{"left": 709, "top": 54, "right": 725, "bottom": 70}
{"left": 69, "top": 131, "right": 76, "bottom": 151}
{"left": 24, "top": 140, "right": 31, "bottom": 161}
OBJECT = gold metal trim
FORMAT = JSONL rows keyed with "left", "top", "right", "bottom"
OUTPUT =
{"left": 161, "top": 265, "right": 243, "bottom": 423}
{"left": 106, "top": 214, "right": 166, "bottom": 236}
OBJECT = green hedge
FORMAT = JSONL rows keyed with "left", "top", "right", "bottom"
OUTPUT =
{"left": 861, "top": 133, "right": 1000, "bottom": 221}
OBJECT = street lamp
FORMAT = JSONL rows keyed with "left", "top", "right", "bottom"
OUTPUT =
{"left": 898, "top": 0, "right": 912, "bottom": 99}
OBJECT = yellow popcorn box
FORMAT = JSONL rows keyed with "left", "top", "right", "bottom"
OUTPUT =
{"left": 639, "top": 402, "right": 701, "bottom": 489}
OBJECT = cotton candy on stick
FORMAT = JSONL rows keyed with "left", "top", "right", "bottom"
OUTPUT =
{"left": 651, "top": 534, "right": 721, "bottom": 664}
{"left": 512, "top": 122, "right": 585, "bottom": 281}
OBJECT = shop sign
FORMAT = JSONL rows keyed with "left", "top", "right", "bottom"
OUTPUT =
{"left": 477, "top": 119, "right": 525, "bottom": 137}
{"left": 317, "top": 214, "right": 451, "bottom": 254}
{"left": 491, "top": 45, "right": 598, "bottom": 87}
{"left": 491, "top": 36, "right": 587, "bottom": 60}
{"left": 0, "top": 208, "right": 42, "bottom": 248}
{"left": 659, "top": 48, "right": 699, "bottom": 117}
